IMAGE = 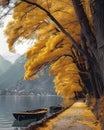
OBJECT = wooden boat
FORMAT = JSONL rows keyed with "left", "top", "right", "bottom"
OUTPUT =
{"left": 13, "top": 108, "right": 48, "bottom": 121}
{"left": 49, "top": 106, "right": 64, "bottom": 113}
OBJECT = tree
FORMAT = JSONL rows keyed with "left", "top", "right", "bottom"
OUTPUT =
{"left": 3, "top": 0, "right": 104, "bottom": 99}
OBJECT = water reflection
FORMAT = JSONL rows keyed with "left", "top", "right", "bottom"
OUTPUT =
{"left": 13, "top": 128, "right": 26, "bottom": 130}
{"left": 12, "top": 119, "right": 36, "bottom": 127}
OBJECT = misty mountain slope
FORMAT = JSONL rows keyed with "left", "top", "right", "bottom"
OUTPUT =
{"left": 15, "top": 73, "right": 55, "bottom": 95}
{"left": 0, "top": 55, "right": 12, "bottom": 76}
{"left": 0, "top": 55, "right": 56, "bottom": 94}
{"left": 0, "top": 55, "right": 26, "bottom": 89}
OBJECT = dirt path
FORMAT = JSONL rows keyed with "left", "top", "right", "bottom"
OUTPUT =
{"left": 36, "top": 101, "right": 101, "bottom": 130}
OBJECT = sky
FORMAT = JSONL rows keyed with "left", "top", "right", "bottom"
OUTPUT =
{"left": 0, "top": 15, "right": 33, "bottom": 63}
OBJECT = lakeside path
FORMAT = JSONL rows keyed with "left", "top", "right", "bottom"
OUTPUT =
{"left": 36, "top": 101, "right": 101, "bottom": 130}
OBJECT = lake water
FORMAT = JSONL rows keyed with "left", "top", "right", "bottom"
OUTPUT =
{"left": 0, "top": 95, "right": 64, "bottom": 130}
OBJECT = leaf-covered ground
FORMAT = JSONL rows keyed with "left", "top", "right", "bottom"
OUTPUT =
{"left": 36, "top": 101, "right": 101, "bottom": 130}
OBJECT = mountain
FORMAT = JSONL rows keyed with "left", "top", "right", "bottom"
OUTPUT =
{"left": 0, "top": 55, "right": 56, "bottom": 95}
{"left": 0, "top": 55, "right": 12, "bottom": 76}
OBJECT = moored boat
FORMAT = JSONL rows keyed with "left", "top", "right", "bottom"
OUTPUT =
{"left": 49, "top": 106, "right": 64, "bottom": 113}
{"left": 13, "top": 108, "right": 48, "bottom": 121}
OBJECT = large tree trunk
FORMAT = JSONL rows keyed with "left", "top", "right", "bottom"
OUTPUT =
{"left": 72, "top": 0, "right": 104, "bottom": 97}
{"left": 90, "top": 0, "right": 104, "bottom": 85}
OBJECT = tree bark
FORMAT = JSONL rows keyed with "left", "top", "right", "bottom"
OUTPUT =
{"left": 72, "top": 0, "right": 104, "bottom": 97}
{"left": 72, "top": 0, "right": 97, "bottom": 52}
{"left": 90, "top": 0, "right": 104, "bottom": 85}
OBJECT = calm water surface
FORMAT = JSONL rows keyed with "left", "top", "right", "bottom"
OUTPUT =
{"left": 0, "top": 95, "right": 63, "bottom": 130}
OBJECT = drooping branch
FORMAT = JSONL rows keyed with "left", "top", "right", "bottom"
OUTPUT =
{"left": 22, "top": 0, "right": 85, "bottom": 55}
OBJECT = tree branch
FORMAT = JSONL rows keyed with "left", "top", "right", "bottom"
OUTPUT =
{"left": 22, "top": 0, "right": 85, "bottom": 55}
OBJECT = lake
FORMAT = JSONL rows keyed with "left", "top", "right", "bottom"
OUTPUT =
{"left": 0, "top": 95, "right": 64, "bottom": 130}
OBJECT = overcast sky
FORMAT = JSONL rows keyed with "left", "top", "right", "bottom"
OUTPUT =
{"left": 0, "top": 15, "right": 33, "bottom": 63}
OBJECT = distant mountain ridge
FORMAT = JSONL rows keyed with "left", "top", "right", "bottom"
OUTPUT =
{"left": 0, "top": 55, "right": 56, "bottom": 95}
{"left": 0, "top": 55, "right": 12, "bottom": 76}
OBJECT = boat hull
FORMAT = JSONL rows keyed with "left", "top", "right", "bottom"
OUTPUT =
{"left": 13, "top": 109, "right": 47, "bottom": 121}
{"left": 49, "top": 106, "right": 63, "bottom": 113}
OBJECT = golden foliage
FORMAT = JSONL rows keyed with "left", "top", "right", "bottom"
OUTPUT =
{"left": 5, "top": 0, "right": 88, "bottom": 98}
{"left": 50, "top": 57, "right": 82, "bottom": 98}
